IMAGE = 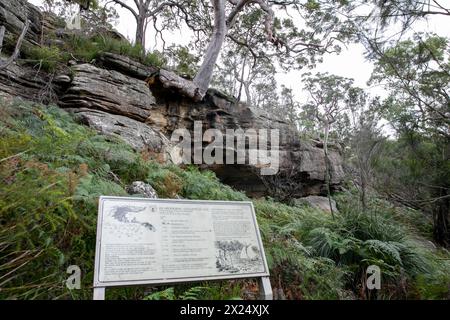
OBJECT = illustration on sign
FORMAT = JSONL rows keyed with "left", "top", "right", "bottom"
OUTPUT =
{"left": 215, "top": 240, "right": 262, "bottom": 273}
{"left": 94, "top": 197, "right": 269, "bottom": 287}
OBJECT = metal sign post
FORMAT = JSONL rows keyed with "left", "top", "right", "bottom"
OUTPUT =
{"left": 258, "top": 276, "right": 273, "bottom": 300}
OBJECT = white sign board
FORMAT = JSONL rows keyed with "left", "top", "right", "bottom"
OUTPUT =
{"left": 93, "top": 197, "right": 270, "bottom": 288}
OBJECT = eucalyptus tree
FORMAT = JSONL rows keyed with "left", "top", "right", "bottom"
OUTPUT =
{"left": 369, "top": 34, "right": 450, "bottom": 138}
{"left": 366, "top": 0, "right": 450, "bottom": 30}
{"left": 302, "top": 72, "right": 354, "bottom": 217}
{"left": 191, "top": 0, "right": 356, "bottom": 100}
{"left": 53, "top": 0, "right": 118, "bottom": 31}
{"left": 369, "top": 34, "right": 450, "bottom": 246}
{"left": 252, "top": 74, "right": 279, "bottom": 109}
{"left": 278, "top": 85, "right": 300, "bottom": 126}
{"left": 110, "top": 0, "right": 185, "bottom": 47}
{"left": 138, "top": 0, "right": 356, "bottom": 101}
{"left": 210, "top": 8, "right": 281, "bottom": 107}
{"left": 344, "top": 88, "right": 384, "bottom": 210}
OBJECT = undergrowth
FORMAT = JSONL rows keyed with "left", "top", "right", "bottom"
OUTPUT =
{"left": 0, "top": 99, "right": 448, "bottom": 300}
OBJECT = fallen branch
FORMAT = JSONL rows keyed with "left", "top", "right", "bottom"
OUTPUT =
{"left": 0, "top": 26, "right": 5, "bottom": 53}
{"left": 0, "top": 149, "right": 31, "bottom": 163}
{"left": 0, "top": 20, "right": 30, "bottom": 70}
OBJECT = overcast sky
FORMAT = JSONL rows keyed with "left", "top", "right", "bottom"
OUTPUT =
{"left": 29, "top": 0, "right": 450, "bottom": 102}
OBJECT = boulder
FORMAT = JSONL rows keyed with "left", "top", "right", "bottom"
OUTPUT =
{"left": 72, "top": 109, "right": 166, "bottom": 152}
{"left": 294, "top": 196, "right": 338, "bottom": 214}
{"left": 127, "top": 181, "right": 158, "bottom": 199}
{"left": 72, "top": 108, "right": 184, "bottom": 164}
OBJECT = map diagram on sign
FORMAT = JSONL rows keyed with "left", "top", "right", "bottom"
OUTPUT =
{"left": 103, "top": 205, "right": 157, "bottom": 242}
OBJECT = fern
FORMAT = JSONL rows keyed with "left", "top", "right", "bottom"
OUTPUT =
{"left": 362, "top": 240, "right": 403, "bottom": 266}
{"left": 179, "top": 287, "right": 211, "bottom": 300}
{"left": 144, "top": 287, "right": 176, "bottom": 300}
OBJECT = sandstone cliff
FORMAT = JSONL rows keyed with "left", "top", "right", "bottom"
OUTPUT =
{"left": 0, "top": 0, "right": 345, "bottom": 198}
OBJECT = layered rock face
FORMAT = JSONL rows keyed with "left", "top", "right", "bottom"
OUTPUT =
{"left": 55, "top": 61, "right": 344, "bottom": 197}
{"left": 0, "top": 2, "right": 345, "bottom": 198}
{"left": 59, "top": 64, "right": 157, "bottom": 122}
{"left": 0, "top": 0, "right": 42, "bottom": 46}
{"left": 0, "top": 61, "right": 48, "bottom": 101}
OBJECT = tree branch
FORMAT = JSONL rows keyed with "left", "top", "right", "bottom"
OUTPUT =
{"left": 111, "top": 0, "right": 138, "bottom": 19}
{"left": 226, "top": 0, "right": 252, "bottom": 28}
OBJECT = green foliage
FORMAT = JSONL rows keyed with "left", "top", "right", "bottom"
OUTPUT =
{"left": 166, "top": 45, "right": 200, "bottom": 77}
{"left": 22, "top": 45, "right": 68, "bottom": 72}
{"left": 144, "top": 287, "right": 176, "bottom": 300}
{"left": 143, "top": 50, "right": 167, "bottom": 69}
{"left": 255, "top": 199, "right": 350, "bottom": 299}
{"left": 1, "top": 99, "right": 448, "bottom": 300}
{"left": 144, "top": 283, "right": 242, "bottom": 300}
{"left": 414, "top": 249, "right": 450, "bottom": 299}
{"left": 180, "top": 167, "right": 248, "bottom": 201}
{"left": 0, "top": 100, "right": 133, "bottom": 299}
{"left": 255, "top": 193, "right": 449, "bottom": 299}
{"left": 20, "top": 34, "right": 167, "bottom": 72}
{"left": 146, "top": 164, "right": 184, "bottom": 198}
{"left": 145, "top": 164, "right": 248, "bottom": 200}
{"left": 62, "top": 34, "right": 166, "bottom": 67}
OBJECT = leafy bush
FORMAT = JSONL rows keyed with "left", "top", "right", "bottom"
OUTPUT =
{"left": 0, "top": 100, "right": 135, "bottom": 299}
{"left": 22, "top": 45, "right": 68, "bottom": 72}
{"left": 19, "top": 34, "right": 167, "bottom": 72}
{"left": 179, "top": 167, "right": 248, "bottom": 201}
{"left": 63, "top": 34, "right": 166, "bottom": 67}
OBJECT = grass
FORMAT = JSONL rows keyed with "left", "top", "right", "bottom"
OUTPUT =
{"left": 0, "top": 98, "right": 448, "bottom": 300}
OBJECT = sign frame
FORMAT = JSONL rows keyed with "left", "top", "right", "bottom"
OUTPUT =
{"left": 92, "top": 196, "right": 272, "bottom": 300}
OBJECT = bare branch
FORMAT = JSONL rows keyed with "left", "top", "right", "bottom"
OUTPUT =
{"left": 0, "top": 20, "right": 30, "bottom": 70}
{"left": 111, "top": 0, "right": 138, "bottom": 19}
{"left": 226, "top": 0, "right": 252, "bottom": 28}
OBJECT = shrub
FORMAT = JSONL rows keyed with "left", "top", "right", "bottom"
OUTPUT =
{"left": 63, "top": 34, "right": 167, "bottom": 67}
{"left": 22, "top": 45, "right": 69, "bottom": 72}
{"left": 0, "top": 100, "right": 134, "bottom": 299}
{"left": 179, "top": 167, "right": 248, "bottom": 201}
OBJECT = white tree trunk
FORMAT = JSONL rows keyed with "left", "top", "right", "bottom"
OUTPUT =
{"left": 323, "top": 122, "right": 335, "bottom": 218}
{"left": 193, "top": 0, "right": 227, "bottom": 98}
{"left": 244, "top": 82, "right": 251, "bottom": 106}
